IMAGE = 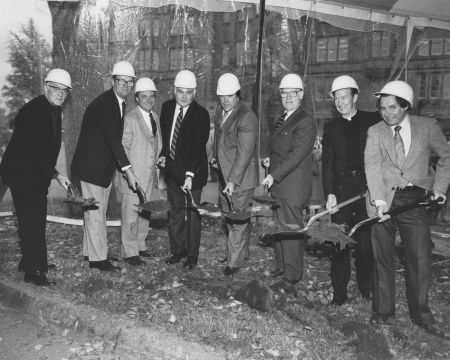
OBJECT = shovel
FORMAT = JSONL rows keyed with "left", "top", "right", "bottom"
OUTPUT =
{"left": 135, "top": 183, "right": 171, "bottom": 213}
{"left": 210, "top": 158, "right": 234, "bottom": 212}
{"left": 64, "top": 184, "right": 99, "bottom": 207}
{"left": 348, "top": 192, "right": 441, "bottom": 237}
{"left": 157, "top": 164, "right": 198, "bottom": 209}
{"left": 251, "top": 160, "right": 278, "bottom": 206}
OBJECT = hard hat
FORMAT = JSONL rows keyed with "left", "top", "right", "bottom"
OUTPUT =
{"left": 374, "top": 80, "right": 414, "bottom": 108}
{"left": 174, "top": 70, "right": 197, "bottom": 88}
{"left": 112, "top": 61, "right": 136, "bottom": 78}
{"left": 217, "top": 73, "right": 240, "bottom": 95}
{"left": 329, "top": 75, "right": 359, "bottom": 97}
{"left": 279, "top": 74, "right": 303, "bottom": 89}
{"left": 134, "top": 78, "right": 157, "bottom": 93}
{"left": 45, "top": 69, "right": 72, "bottom": 89}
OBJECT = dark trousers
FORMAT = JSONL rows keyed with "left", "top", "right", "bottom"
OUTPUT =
{"left": 371, "top": 190, "right": 434, "bottom": 325}
{"left": 331, "top": 177, "right": 373, "bottom": 302}
{"left": 274, "top": 198, "right": 305, "bottom": 282}
{"left": 11, "top": 186, "right": 48, "bottom": 273}
{"left": 166, "top": 176, "right": 202, "bottom": 257}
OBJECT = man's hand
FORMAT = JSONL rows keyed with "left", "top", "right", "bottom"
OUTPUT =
{"left": 56, "top": 174, "right": 71, "bottom": 190}
{"left": 326, "top": 194, "right": 338, "bottom": 214}
{"left": 157, "top": 156, "right": 166, "bottom": 168}
{"left": 432, "top": 190, "right": 447, "bottom": 204}
{"left": 182, "top": 176, "right": 192, "bottom": 192}
{"left": 223, "top": 182, "right": 235, "bottom": 196}
{"left": 262, "top": 174, "right": 274, "bottom": 188}
{"left": 376, "top": 204, "right": 390, "bottom": 222}
{"left": 124, "top": 168, "right": 140, "bottom": 191}
{"left": 209, "top": 157, "right": 218, "bottom": 169}
{"left": 262, "top": 157, "right": 270, "bottom": 168}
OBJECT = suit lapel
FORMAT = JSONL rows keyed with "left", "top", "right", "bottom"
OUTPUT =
{"left": 219, "top": 102, "right": 241, "bottom": 149}
{"left": 403, "top": 116, "right": 418, "bottom": 169}
{"left": 135, "top": 107, "right": 153, "bottom": 144}
{"left": 271, "top": 106, "right": 303, "bottom": 138}
{"left": 379, "top": 122, "right": 397, "bottom": 166}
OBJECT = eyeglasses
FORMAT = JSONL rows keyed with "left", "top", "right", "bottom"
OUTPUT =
{"left": 116, "top": 78, "right": 135, "bottom": 87}
{"left": 280, "top": 90, "right": 302, "bottom": 98}
{"left": 47, "top": 85, "right": 69, "bottom": 96}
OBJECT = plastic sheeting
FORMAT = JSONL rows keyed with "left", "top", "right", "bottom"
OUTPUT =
{"left": 1, "top": 0, "right": 450, "bottom": 218}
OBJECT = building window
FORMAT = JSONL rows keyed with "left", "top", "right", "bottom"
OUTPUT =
{"left": 314, "top": 77, "right": 334, "bottom": 101}
{"left": 238, "top": 9, "right": 245, "bottom": 21}
{"left": 418, "top": 40, "right": 430, "bottom": 56}
{"left": 186, "top": 48, "right": 194, "bottom": 68}
{"left": 445, "top": 39, "right": 450, "bottom": 55}
{"left": 222, "top": 44, "right": 230, "bottom": 66}
{"left": 246, "top": 41, "right": 257, "bottom": 65}
{"left": 418, "top": 73, "right": 428, "bottom": 98}
{"left": 236, "top": 42, "right": 244, "bottom": 65}
{"left": 431, "top": 39, "right": 444, "bottom": 56}
{"left": 152, "top": 50, "right": 159, "bottom": 70}
{"left": 430, "top": 73, "right": 441, "bottom": 98}
{"left": 317, "top": 36, "right": 348, "bottom": 62}
{"left": 443, "top": 74, "right": 450, "bottom": 99}
{"left": 153, "top": 19, "right": 159, "bottom": 37}
{"left": 372, "top": 32, "right": 390, "bottom": 57}
{"left": 138, "top": 49, "right": 150, "bottom": 70}
{"left": 186, "top": 16, "right": 195, "bottom": 35}
{"left": 170, "top": 49, "right": 180, "bottom": 69}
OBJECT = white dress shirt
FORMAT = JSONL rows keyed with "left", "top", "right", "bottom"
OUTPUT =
{"left": 138, "top": 106, "right": 155, "bottom": 135}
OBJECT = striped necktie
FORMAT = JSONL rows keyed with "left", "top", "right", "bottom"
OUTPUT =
{"left": 149, "top": 112, "right": 157, "bottom": 136}
{"left": 274, "top": 112, "right": 287, "bottom": 130}
{"left": 170, "top": 107, "right": 183, "bottom": 160}
{"left": 220, "top": 111, "right": 229, "bottom": 127}
{"left": 394, "top": 125, "right": 408, "bottom": 189}
{"left": 121, "top": 101, "right": 126, "bottom": 121}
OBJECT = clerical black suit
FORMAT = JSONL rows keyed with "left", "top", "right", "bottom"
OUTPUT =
{"left": 322, "top": 110, "right": 380, "bottom": 303}
{"left": 0, "top": 95, "right": 62, "bottom": 273}
{"left": 159, "top": 99, "right": 210, "bottom": 257}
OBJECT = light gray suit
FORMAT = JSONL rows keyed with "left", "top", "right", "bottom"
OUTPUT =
{"left": 214, "top": 101, "right": 258, "bottom": 268}
{"left": 365, "top": 115, "right": 450, "bottom": 324}
{"left": 117, "top": 106, "right": 163, "bottom": 258}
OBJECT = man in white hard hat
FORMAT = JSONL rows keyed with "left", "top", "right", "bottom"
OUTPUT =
{"left": 116, "top": 78, "right": 163, "bottom": 266}
{"left": 365, "top": 80, "right": 450, "bottom": 337}
{"left": 157, "top": 70, "right": 210, "bottom": 270}
{"left": 322, "top": 75, "right": 381, "bottom": 306}
{"left": 262, "top": 73, "right": 317, "bottom": 285}
{"left": 72, "top": 61, "right": 140, "bottom": 271}
{"left": 0, "top": 69, "right": 72, "bottom": 286}
{"left": 210, "top": 73, "right": 258, "bottom": 276}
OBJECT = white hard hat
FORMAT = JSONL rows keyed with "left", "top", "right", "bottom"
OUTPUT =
{"left": 112, "top": 61, "right": 136, "bottom": 78}
{"left": 279, "top": 74, "right": 303, "bottom": 89}
{"left": 217, "top": 73, "right": 240, "bottom": 95}
{"left": 329, "top": 75, "right": 359, "bottom": 97}
{"left": 135, "top": 78, "right": 157, "bottom": 93}
{"left": 174, "top": 70, "right": 197, "bottom": 88}
{"left": 45, "top": 69, "right": 72, "bottom": 89}
{"left": 374, "top": 80, "right": 414, "bottom": 108}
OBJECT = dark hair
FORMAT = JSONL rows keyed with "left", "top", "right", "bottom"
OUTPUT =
{"left": 235, "top": 90, "right": 241, "bottom": 100}
{"left": 331, "top": 87, "right": 358, "bottom": 98}
{"left": 377, "top": 94, "right": 410, "bottom": 111}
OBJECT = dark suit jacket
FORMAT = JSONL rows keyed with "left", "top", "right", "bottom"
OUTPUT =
{"left": 322, "top": 110, "right": 381, "bottom": 198}
{"left": 0, "top": 95, "right": 61, "bottom": 195}
{"left": 213, "top": 102, "right": 258, "bottom": 192}
{"left": 269, "top": 107, "right": 317, "bottom": 200}
{"left": 71, "top": 88, "right": 130, "bottom": 187}
{"left": 159, "top": 99, "right": 210, "bottom": 191}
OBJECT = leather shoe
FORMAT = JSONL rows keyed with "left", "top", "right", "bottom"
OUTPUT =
{"left": 269, "top": 268, "right": 284, "bottom": 277}
{"left": 84, "top": 256, "right": 118, "bottom": 262}
{"left": 217, "top": 256, "right": 227, "bottom": 264}
{"left": 369, "top": 312, "right": 395, "bottom": 325}
{"left": 183, "top": 256, "right": 198, "bottom": 270}
{"left": 283, "top": 278, "right": 300, "bottom": 285}
{"left": 139, "top": 250, "right": 156, "bottom": 258}
{"left": 124, "top": 256, "right": 146, "bottom": 266}
{"left": 329, "top": 296, "right": 349, "bottom": 306}
{"left": 415, "top": 323, "right": 447, "bottom": 338}
{"left": 165, "top": 252, "right": 187, "bottom": 265}
{"left": 24, "top": 272, "right": 56, "bottom": 287}
{"left": 89, "top": 260, "right": 121, "bottom": 271}
{"left": 224, "top": 266, "right": 239, "bottom": 276}
{"left": 19, "top": 264, "right": 56, "bottom": 272}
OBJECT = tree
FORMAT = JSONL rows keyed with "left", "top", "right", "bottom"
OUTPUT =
{"left": 1, "top": 18, "right": 52, "bottom": 127}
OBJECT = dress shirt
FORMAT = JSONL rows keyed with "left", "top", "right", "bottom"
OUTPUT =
{"left": 375, "top": 115, "right": 412, "bottom": 207}
{"left": 220, "top": 108, "right": 234, "bottom": 127}
{"left": 169, "top": 104, "right": 194, "bottom": 177}
{"left": 138, "top": 106, "right": 155, "bottom": 135}
{"left": 284, "top": 104, "right": 300, "bottom": 120}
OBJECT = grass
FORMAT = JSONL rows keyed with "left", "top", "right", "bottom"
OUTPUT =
{"left": 0, "top": 215, "right": 449, "bottom": 359}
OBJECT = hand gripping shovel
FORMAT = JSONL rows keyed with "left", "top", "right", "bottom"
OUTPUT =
{"left": 64, "top": 184, "right": 99, "bottom": 207}
{"left": 251, "top": 160, "right": 278, "bottom": 206}
{"left": 157, "top": 164, "right": 198, "bottom": 209}
{"left": 348, "top": 192, "right": 442, "bottom": 237}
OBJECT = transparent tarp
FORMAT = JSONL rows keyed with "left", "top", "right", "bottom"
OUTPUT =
{"left": 1, "top": 0, "right": 450, "bottom": 220}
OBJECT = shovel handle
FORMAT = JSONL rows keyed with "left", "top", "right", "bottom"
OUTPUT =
{"left": 157, "top": 164, "right": 184, "bottom": 187}
{"left": 186, "top": 188, "right": 198, "bottom": 209}
{"left": 67, "top": 184, "right": 75, "bottom": 197}
{"left": 136, "top": 183, "right": 147, "bottom": 203}
{"left": 261, "top": 160, "right": 269, "bottom": 195}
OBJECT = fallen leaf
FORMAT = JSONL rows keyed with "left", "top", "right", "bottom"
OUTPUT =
{"left": 169, "top": 314, "right": 176, "bottom": 323}
{"left": 172, "top": 280, "right": 183, "bottom": 288}
{"left": 35, "top": 344, "right": 44, "bottom": 351}
{"left": 62, "top": 328, "right": 69, "bottom": 337}
{"left": 267, "top": 348, "right": 280, "bottom": 357}
{"left": 74, "top": 273, "right": 81, "bottom": 277}
{"left": 251, "top": 343, "right": 262, "bottom": 350}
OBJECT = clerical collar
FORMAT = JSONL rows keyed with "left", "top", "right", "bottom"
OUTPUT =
{"left": 342, "top": 109, "right": 358, "bottom": 121}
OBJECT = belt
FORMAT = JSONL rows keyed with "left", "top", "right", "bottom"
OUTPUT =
{"left": 395, "top": 185, "right": 423, "bottom": 192}
{"left": 344, "top": 170, "right": 363, "bottom": 178}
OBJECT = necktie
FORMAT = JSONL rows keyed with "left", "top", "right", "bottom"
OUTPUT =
{"left": 170, "top": 107, "right": 183, "bottom": 160}
{"left": 121, "top": 101, "right": 126, "bottom": 121}
{"left": 274, "top": 112, "right": 287, "bottom": 130}
{"left": 149, "top": 112, "right": 157, "bottom": 136}
{"left": 50, "top": 107, "right": 58, "bottom": 141}
{"left": 220, "top": 111, "right": 229, "bottom": 127}
{"left": 394, "top": 125, "right": 408, "bottom": 189}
